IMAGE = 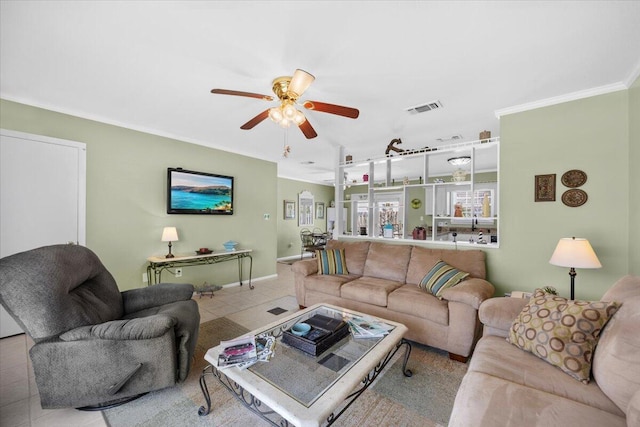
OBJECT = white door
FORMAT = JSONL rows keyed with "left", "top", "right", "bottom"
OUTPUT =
{"left": 0, "top": 129, "right": 86, "bottom": 337}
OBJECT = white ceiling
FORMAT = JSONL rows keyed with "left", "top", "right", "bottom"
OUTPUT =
{"left": 1, "top": 1, "right": 639, "bottom": 184}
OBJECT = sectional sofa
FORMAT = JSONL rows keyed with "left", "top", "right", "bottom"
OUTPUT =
{"left": 449, "top": 275, "right": 640, "bottom": 426}
{"left": 292, "top": 239, "right": 495, "bottom": 361}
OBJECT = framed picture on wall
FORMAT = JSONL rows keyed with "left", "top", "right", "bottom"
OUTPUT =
{"left": 315, "top": 202, "right": 325, "bottom": 219}
{"left": 535, "top": 174, "right": 556, "bottom": 202}
{"left": 298, "top": 191, "right": 314, "bottom": 226}
{"left": 284, "top": 200, "right": 296, "bottom": 220}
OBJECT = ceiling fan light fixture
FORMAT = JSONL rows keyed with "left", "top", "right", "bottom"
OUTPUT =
{"left": 269, "top": 107, "right": 284, "bottom": 123}
{"left": 279, "top": 118, "right": 292, "bottom": 128}
{"left": 283, "top": 102, "right": 297, "bottom": 119}
{"left": 448, "top": 156, "right": 471, "bottom": 166}
{"left": 293, "top": 110, "right": 306, "bottom": 125}
{"left": 288, "top": 69, "right": 315, "bottom": 98}
{"left": 211, "top": 68, "right": 356, "bottom": 139}
{"left": 270, "top": 103, "right": 306, "bottom": 128}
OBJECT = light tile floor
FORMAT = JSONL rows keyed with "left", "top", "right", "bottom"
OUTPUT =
{"left": 0, "top": 262, "right": 299, "bottom": 427}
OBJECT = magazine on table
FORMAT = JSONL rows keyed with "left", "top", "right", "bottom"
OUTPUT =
{"left": 217, "top": 335, "right": 258, "bottom": 369}
{"left": 217, "top": 334, "right": 276, "bottom": 370}
{"left": 344, "top": 314, "right": 392, "bottom": 338}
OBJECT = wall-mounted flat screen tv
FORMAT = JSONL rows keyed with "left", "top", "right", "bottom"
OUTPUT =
{"left": 167, "top": 168, "right": 233, "bottom": 215}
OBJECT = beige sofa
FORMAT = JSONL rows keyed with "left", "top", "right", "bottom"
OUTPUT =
{"left": 449, "top": 275, "right": 640, "bottom": 427}
{"left": 292, "top": 239, "right": 495, "bottom": 362}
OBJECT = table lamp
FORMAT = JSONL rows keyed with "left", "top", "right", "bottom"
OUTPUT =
{"left": 549, "top": 237, "right": 602, "bottom": 300}
{"left": 161, "top": 227, "right": 179, "bottom": 258}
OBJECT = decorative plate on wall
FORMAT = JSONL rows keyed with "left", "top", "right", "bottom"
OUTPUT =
{"left": 411, "top": 198, "right": 422, "bottom": 209}
{"left": 562, "top": 189, "right": 588, "bottom": 207}
{"left": 561, "top": 169, "right": 587, "bottom": 188}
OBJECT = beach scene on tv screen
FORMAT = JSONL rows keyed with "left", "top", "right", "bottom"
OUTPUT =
{"left": 171, "top": 171, "right": 232, "bottom": 213}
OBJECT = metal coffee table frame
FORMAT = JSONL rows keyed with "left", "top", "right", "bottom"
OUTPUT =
{"left": 198, "top": 304, "right": 412, "bottom": 427}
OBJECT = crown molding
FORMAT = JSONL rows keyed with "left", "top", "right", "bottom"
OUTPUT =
{"left": 1, "top": 95, "right": 332, "bottom": 185}
{"left": 624, "top": 58, "right": 640, "bottom": 88}
{"left": 0, "top": 94, "right": 266, "bottom": 160}
{"left": 494, "top": 82, "right": 628, "bottom": 118}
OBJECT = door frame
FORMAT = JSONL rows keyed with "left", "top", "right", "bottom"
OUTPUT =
{"left": 0, "top": 128, "right": 86, "bottom": 247}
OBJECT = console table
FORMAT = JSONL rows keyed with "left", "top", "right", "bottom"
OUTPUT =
{"left": 146, "top": 249, "right": 253, "bottom": 289}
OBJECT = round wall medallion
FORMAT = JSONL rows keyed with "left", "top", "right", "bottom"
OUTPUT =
{"left": 562, "top": 189, "right": 588, "bottom": 207}
{"left": 411, "top": 198, "right": 422, "bottom": 209}
{"left": 561, "top": 169, "right": 587, "bottom": 188}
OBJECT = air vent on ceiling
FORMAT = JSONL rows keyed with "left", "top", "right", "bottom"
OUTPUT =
{"left": 436, "top": 134, "right": 464, "bottom": 143}
{"left": 405, "top": 100, "right": 443, "bottom": 114}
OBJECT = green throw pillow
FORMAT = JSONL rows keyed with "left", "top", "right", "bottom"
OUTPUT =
{"left": 419, "top": 260, "right": 469, "bottom": 298}
{"left": 508, "top": 289, "right": 620, "bottom": 384}
{"left": 316, "top": 249, "right": 349, "bottom": 275}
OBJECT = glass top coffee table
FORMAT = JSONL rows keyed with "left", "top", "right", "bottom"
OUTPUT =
{"left": 198, "top": 303, "right": 412, "bottom": 426}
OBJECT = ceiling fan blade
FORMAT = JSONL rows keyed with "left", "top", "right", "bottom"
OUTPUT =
{"left": 298, "top": 119, "right": 318, "bottom": 139}
{"left": 302, "top": 100, "right": 359, "bottom": 119}
{"left": 288, "top": 69, "right": 315, "bottom": 97}
{"left": 211, "top": 89, "right": 274, "bottom": 101}
{"left": 240, "top": 110, "right": 270, "bottom": 130}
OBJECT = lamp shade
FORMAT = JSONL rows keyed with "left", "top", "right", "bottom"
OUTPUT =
{"left": 288, "top": 69, "right": 315, "bottom": 97}
{"left": 549, "top": 237, "right": 601, "bottom": 269}
{"left": 161, "top": 227, "right": 179, "bottom": 242}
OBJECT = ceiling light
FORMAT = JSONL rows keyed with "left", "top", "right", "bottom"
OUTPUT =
{"left": 283, "top": 102, "right": 297, "bottom": 119}
{"left": 265, "top": 70, "right": 315, "bottom": 129}
{"left": 269, "top": 103, "right": 307, "bottom": 128}
{"left": 448, "top": 156, "right": 471, "bottom": 166}
{"left": 281, "top": 119, "right": 292, "bottom": 128}
{"left": 293, "top": 111, "right": 306, "bottom": 125}
{"left": 268, "top": 107, "right": 283, "bottom": 122}
{"left": 287, "top": 69, "right": 315, "bottom": 98}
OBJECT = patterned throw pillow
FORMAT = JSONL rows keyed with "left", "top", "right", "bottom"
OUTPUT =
{"left": 316, "top": 249, "right": 349, "bottom": 275}
{"left": 419, "top": 261, "right": 469, "bottom": 298}
{"left": 508, "top": 289, "right": 620, "bottom": 384}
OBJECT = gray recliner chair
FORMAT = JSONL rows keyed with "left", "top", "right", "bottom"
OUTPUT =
{"left": 0, "top": 244, "right": 200, "bottom": 409}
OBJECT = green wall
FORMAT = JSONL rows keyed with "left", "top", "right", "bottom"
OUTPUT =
{"left": 336, "top": 88, "right": 635, "bottom": 301}
{"left": 276, "top": 177, "right": 334, "bottom": 259}
{"left": 494, "top": 90, "right": 631, "bottom": 300}
{"left": 629, "top": 76, "right": 640, "bottom": 275}
{"left": 2, "top": 77, "right": 637, "bottom": 298}
{"left": 0, "top": 99, "right": 278, "bottom": 290}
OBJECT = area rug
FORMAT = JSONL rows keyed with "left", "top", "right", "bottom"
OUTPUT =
{"left": 103, "top": 318, "right": 467, "bottom": 427}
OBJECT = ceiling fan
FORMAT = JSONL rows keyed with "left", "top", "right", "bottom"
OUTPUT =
{"left": 211, "top": 69, "right": 359, "bottom": 139}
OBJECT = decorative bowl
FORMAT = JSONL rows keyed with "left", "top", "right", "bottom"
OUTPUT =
{"left": 222, "top": 241, "right": 238, "bottom": 251}
{"left": 452, "top": 169, "right": 468, "bottom": 182}
{"left": 291, "top": 323, "right": 311, "bottom": 336}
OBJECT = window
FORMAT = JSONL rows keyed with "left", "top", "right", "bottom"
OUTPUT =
{"left": 450, "top": 189, "right": 495, "bottom": 224}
